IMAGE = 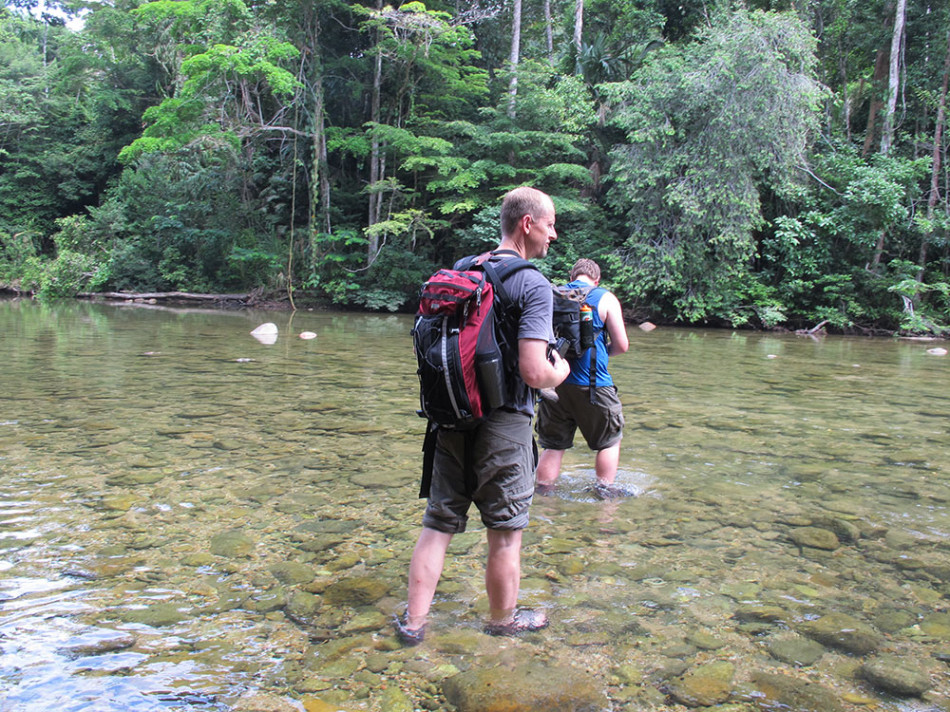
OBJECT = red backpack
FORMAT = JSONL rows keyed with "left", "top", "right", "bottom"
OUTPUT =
{"left": 411, "top": 251, "right": 535, "bottom": 430}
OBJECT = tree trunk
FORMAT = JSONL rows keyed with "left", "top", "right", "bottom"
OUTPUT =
{"left": 838, "top": 41, "right": 851, "bottom": 142}
{"left": 507, "top": 0, "right": 522, "bottom": 119}
{"left": 311, "top": 72, "right": 331, "bottom": 238}
{"left": 870, "top": 231, "right": 886, "bottom": 270}
{"left": 304, "top": 8, "right": 332, "bottom": 262}
{"left": 368, "top": 41, "right": 383, "bottom": 264}
{"left": 862, "top": 46, "right": 890, "bottom": 157}
{"left": 544, "top": 0, "right": 553, "bottom": 63}
{"left": 869, "top": 0, "right": 907, "bottom": 269}
{"left": 918, "top": 29, "right": 950, "bottom": 280}
{"left": 880, "top": 0, "right": 907, "bottom": 155}
{"left": 573, "top": 0, "right": 584, "bottom": 73}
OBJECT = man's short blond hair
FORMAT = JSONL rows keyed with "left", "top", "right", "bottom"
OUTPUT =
{"left": 570, "top": 258, "right": 601, "bottom": 282}
{"left": 500, "top": 186, "right": 553, "bottom": 237}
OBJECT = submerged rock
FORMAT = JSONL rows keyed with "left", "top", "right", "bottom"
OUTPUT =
{"left": 767, "top": 635, "right": 826, "bottom": 667}
{"left": 442, "top": 661, "right": 607, "bottom": 712}
{"left": 749, "top": 671, "right": 844, "bottom": 712}
{"left": 210, "top": 529, "right": 255, "bottom": 558}
{"left": 377, "top": 686, "right": 413, "bottom": 712}
{"left": 230, "top": 693, "right": 298, "bottom": 712}
{"left": 799, "top": 612, "right": 882, "bottom": 655}
{"left": 269, "top": 561, "right": 316, "bottom": 585}
{"left": 61, "top": 631, "right": 137, "bottom": 657}
{"left": 105, "top": 471, "right": 166, "bottom": 486}
{"left": 285, "top": 590, "right": 322, "bottom": 624}
{"left": 100, "top": 494, "right": 146, "bottom": 511}
{"left": 732, "top": 604, "right": 787, "bottom": 624}
{"left": 668, "top": 660, "right": 734, "bottom": 707}
{"left": 873, "top": 608, "right": 916, "bottom": 634}
{"left": 340, "top": 610, "right": 387, "bottom": 635}
{"left": 114, "top": 602, "right": 190, "bottom": 627}
{"left": 686, "top": 630, "right": 727, "bottom": 651}
{"left": 789, "top": 526, "right": 840, "bottom": 551}
{"left": 920, "top": 612, "right": 950, "bottom": 639}
{"left": 860, "top": 655, "right": 933, "bottom": 697}
{"left": 323, "top": 576, "right": 389, "bottom": 606}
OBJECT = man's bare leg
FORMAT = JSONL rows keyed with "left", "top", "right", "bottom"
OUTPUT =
{"left": 406, "top": 527, "right": 453, "bottom": 629}
{"left": 485, "top": 528, "right": 522, "bottom": 624}
{"left": 536, "top": 448, "right": 564, "bottom": 487}
{"left": 594, "top": 443, "right": 621, "bottom": 486}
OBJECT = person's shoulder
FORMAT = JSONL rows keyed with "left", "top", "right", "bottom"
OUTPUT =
{"left": 518, "top": 264, "right": 551, "bottom": 291}
{"left": 598, "top": 289, "right": 624, "bottom": 316}
{"left": 596, "top": 286, "right": 616, "bottom": 300}
{"left": 452, "top": 253, "right": 479, "bottom": 270}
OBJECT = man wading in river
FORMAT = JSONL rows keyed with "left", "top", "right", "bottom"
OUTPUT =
{"left": 535, "top": 258, "right": 630, "bottom": 499}
{"left": 395, "top": 186, "right": 569, "bottom": 644}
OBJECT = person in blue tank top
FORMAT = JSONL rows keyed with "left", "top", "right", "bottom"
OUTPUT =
{"left": 535, "top": 258, "right": 630, "bottom": 499}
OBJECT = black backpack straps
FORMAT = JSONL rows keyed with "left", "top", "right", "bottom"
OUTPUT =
{"left": 490, "top": 248, "right": 522, "bottom": 259}
{"left": 480, "top": 253, "right": 537, "bottom": 308}
{"left": 480, "top": 259, "right": 512, "bottom": 305}
{"left": 589, "top": 336, "right": 598, "bottom": 404}
{"left": 585, "top": 286, "right": 603, "bottom": 405}
{"left": 419, "top": 421, "right": 438, "bottom": 498}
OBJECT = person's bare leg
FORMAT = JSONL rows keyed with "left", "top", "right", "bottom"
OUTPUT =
{"left": 485, "top": 528, "right": 522, "bottom": 624}
{"left": 406, "top": 527, "right": 453, "bottom": 629}
{"left": 536, "top": 449, "right": 564, "bottom": 486}
{"left": 594, "top": 443, "right": 621, "bottom": 485}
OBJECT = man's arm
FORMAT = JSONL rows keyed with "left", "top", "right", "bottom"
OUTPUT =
{"left": 519, "top": 339, "right": 570, "bottom": 389}
{"left": 599, "top": 292, "right": 629, "bottom": 356}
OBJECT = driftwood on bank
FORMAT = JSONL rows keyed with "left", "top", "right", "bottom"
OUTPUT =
{"left": 795, "top": 319, "right": 829, "bottom": 336}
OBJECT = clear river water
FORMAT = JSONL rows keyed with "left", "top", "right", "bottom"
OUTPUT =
{"left": 1, "top": 297, "right": 949, "bottom": 712}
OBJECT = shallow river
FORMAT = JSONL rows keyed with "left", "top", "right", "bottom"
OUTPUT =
{"left": 2, "top": 298, "right": 950, "bottom": 712}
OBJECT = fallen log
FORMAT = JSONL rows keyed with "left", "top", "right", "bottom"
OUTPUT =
{"left": 795, "top": 319, "right": 829, "bottom": 336}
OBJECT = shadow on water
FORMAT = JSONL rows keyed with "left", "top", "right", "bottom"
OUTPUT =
{"left": 2, "top": 298, "right": 950, "bottom": 711}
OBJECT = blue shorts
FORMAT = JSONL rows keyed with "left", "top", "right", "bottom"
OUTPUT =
{"left": 422, "top": 409, "right": 537, "bottom": 534}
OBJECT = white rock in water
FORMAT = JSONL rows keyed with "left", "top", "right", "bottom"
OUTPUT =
{"left": 639, "top": 322, "right": 656, "bottom": 332}
{"left": 250, "top": 322, "right": 278, "bottom": 344}
{"left": 251, "top": 322, "right": 278, "bottom": 335}
{"left": 926, "top": 347, "right": 948, "bottom": 356}
{"left": 299, "top": 331, "right": 317, "bottom": 340}
{"left": 766, "top": 354, "right": 778, "bottom": 359}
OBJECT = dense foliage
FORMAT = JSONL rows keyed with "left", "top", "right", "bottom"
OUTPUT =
{"left": 1, "top": 0, "right": 949, "bottom": 334}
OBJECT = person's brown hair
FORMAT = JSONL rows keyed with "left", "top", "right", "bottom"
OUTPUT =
{"left": 570, "top": 258, "right": 601, "bottom": 282}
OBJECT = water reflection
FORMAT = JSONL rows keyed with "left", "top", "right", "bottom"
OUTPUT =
{"left": 1, "top": 298, "right": 949, "bottom": 711}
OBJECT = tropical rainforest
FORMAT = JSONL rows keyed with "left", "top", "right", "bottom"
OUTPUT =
{"left": 1, "top": 0, "right": 949, "bottom": 334}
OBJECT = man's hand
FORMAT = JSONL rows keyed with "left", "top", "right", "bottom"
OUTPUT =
{"left": 520, "top": 339, "right": 570, "bottom": 389}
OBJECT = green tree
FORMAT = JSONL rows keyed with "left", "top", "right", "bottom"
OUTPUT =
{"left": 0, "top": 8, "right": 82, "bottom": 238}
{"left": 605, "top": 7, "right": 823, "bottom": 324}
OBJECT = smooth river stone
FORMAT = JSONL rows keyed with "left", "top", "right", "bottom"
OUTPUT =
{"left": 210, "top": 529, "right": 255, "bottom": 558}
{"left": 860, "top": 655, "right": 933, "bottom": 697}
{"left": 789, "top": 526, "right": 840, "bottom": 550}
{"left": 443, "top": 661, "right": 607, "bottom": 712}
{"left": 799, "top": 612, "right": 882, "bottom": 655}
